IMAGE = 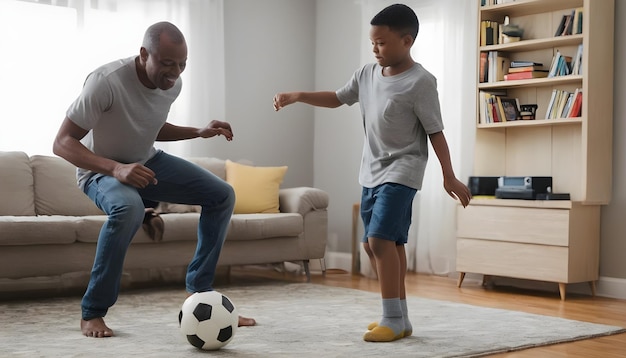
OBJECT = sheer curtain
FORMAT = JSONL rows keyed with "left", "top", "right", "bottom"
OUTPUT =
{"left": 0, "top": 0, "right": 224, "bottom": 157}
{"left": 359, "top": 0, "right": 476, "bottom": 276}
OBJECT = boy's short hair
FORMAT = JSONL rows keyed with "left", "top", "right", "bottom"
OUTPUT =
{"left": 370, "top": 3, "right": 419, "bottom": 40}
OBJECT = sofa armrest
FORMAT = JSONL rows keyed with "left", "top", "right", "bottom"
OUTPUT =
{"left": 279, "top": 187, "right": 329, "bottom": 216}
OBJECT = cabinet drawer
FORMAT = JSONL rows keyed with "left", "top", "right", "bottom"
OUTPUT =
{"left": 456, "top": 238, "right": 569, "bottom": 282}
{"left": 457, "top": 205, "right": 569, "bottom": 246}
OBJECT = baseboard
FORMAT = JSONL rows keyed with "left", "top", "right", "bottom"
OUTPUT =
{"left": 596, "top": 276, "right": 626, "bottom": 300}
{"left": 323, "top": 251, "right": 352, "bottom": 272}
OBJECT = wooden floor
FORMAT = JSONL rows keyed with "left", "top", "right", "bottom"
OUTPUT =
{"left": 225, "top": 266, "right": 626, "bottom": 358}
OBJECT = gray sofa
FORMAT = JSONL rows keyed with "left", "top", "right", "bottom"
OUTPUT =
{"left": 0, "top": 151, "right": 328, "bottom": 298}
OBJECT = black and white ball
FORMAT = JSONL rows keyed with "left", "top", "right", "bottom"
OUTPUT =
{"left": 178, "top": 291, "right": 238, "bottom": 350}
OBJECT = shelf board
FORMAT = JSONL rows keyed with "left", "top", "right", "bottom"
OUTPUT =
{"left": 480, "top": 34, "right": 582, "bottom": 53}
{"left": 477, "top": 117, "right": 583, "bottom": 128}
{"left": 478, "top": 75, "right": 582, "bottom": 89}
{"left": 480, "top": 0, "right": 583, "bottom": 18}
{"left": 467, "top": 198, "right": 574, "bottom": 209}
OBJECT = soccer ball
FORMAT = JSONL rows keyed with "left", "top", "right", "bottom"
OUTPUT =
{"left": 178, "top": 291, "right": 238, "bottom": 350}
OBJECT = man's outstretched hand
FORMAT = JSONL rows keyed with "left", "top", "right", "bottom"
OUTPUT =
{"left": 199, "top": 120, "right": 233, "bottom": 141}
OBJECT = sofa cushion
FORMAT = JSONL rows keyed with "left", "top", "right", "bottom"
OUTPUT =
{"left": 75, "top": 216, "right": 156, "bottom": 244}
{"left": 152, "top": 212, "right": 303, "bottom": 243}
{"left": 187, "top": 157, "right": 226, "bottom": 180}
{"left": 225, "top": 160, "right": 287, "bottom": 214}
{"left": 0, "top": 151, "right": 36, "bottom": 216}
{"left": 31, "top": 155, "right": 104, "bottom": 216}
{"left": 0, "top": 216, "right": 79, "bottom": 245}
{"left": 227, "top": 213, "right": 302, "bottom": 241}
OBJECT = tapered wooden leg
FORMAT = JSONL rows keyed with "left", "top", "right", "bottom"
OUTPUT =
{"left": 559, "top": 283, "right": 566, "bottom": 300}
{"left": 589, "top": 281, "right": 597, "bottom": 296}
{"left": 457, "top": 272, "right": 466, "bottom": 287}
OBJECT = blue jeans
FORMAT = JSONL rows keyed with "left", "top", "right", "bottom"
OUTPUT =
{"left": 81, "top": 151, "right": 235, "bottom": 320}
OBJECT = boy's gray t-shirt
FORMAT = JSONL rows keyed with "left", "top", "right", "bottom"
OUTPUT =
{"left": 66, "top": 56, "right": 182, "bottom": 189}
{"left": 336, "top": 62, "right": 444, "bottom": 190}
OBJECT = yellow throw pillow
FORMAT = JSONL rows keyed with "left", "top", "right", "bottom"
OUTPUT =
{"left": 225, "top": 160, "right": 288, "bottom": 214}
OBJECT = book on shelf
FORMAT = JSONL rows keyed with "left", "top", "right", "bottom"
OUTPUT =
{"left": 568, "top": 90, "right": 583, "bottom": 117}
{"left": 544, "top": 88, "right": 582, "bottom": 119}
{"left": 478, "top": 90, "right": 516, "bottom": 124}
{"left": 481, "top": 0, "right": 516, "bottom": 7}
{"left": 507, "top": 65, "right": 545, "bottom": 73}
{"left": 555, "top": 90, "right": 570, "bottom": 119}
{"left": 504, "top": 71, "right": 548, "bottom": 81}
{"left": 479, "top": 52, "right": 488, "bottom": 83}
{"left": 480, "top": 20, "right": 499, "bottom": 46}
{"left": 487, "top": 51, "right": 509, "bottom": 82}
{"left": 545, "top": 89, "right": 558, "bottom": 119}
{"left": 547, "top": 51, "right": 572, "bottom": 77}
{"left": 510, "top": 61, "right": 543, "bottom": 68}
{"left": 554, "top": 14, "right": 569, "bottom": 36}
{"left": 567, "top": 89, "right": 583, "bottom": 117}
{"left": 572, "top": 7, "right": 583, "bottom": 35}
{"left": 571, "top": 44, "right": 583, "bottom": 75}
{"left": 554, "top": 10, "right": 576, "bottom": 37}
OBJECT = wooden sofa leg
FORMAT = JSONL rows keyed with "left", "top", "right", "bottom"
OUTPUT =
{"left": 303, "top": 260, "right": 311, "bottom": 282}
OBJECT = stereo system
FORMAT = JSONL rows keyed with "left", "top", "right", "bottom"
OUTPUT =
{"left": 468, "top": 176, "right": 553, "bottom": 200}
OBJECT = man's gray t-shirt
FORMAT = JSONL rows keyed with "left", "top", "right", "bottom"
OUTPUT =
{"left": 66, "top": 56, "right": 182, "bottom": 189}
{"left": 336, "top": 62, "right": 444, "bottom": 190}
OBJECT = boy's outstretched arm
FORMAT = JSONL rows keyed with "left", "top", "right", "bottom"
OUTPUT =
{"left": 428, "top": 131, "right": 472, "bottom": 207}
{"left": 273, "top": 91, "right": 342, "bottom": 111}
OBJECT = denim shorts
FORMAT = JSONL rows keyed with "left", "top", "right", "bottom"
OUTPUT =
{"left": 360, "top": 183, "right": 417, "bottom": 245}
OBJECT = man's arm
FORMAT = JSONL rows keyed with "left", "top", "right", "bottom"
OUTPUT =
{"left": 428, "top": 131, "right": 472, "bottom": 207}
{"left": 157, "top": 121, "right": 233, "bottom": 141}
{"left": 52, "top": 117, "right": 157, "bottom": 188}
{"left": 273, "top": 91, "right": 342, "bottom": 111}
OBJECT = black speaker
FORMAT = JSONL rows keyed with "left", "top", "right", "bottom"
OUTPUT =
{"left": 467, "top": 176, "right": 499, "bottom": 196}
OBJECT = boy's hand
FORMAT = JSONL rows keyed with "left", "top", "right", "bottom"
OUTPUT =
{"left": 273, "top": 92, "right": 297, "bottom": 111}
{"left": 444, "top": 177, "right": 472, "bottom": 208}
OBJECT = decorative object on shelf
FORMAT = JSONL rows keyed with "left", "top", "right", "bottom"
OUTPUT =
{"left": 499, "top": 98, "right": 521, "bottom": 121}
{"left": 519, "top": 104, "right": 538, "bottom": 120}
{"left": 500, "top": 16, "right": 523, "bottom": 43}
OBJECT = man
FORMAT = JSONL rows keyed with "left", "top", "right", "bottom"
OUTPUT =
{"left": 53, "top": 21, "right": 255, "bottom": 338}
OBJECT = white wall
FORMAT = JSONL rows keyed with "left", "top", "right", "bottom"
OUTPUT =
{"left": 313, "top": 0, "right": 363, "bottom": 253}
{"left": 188, "top": 0, "right": 317, "bottom": 189}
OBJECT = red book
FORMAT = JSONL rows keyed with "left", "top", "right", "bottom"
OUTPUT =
{"left": 568, "top": 91, "right": 583, "bottom": 117}
{"left": 504, "top": 71, "right": 549, "bottom": 81}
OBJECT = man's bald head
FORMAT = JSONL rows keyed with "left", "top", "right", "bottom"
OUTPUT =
{"left": 142, "top": 21, "right": 185, "bottom": 54}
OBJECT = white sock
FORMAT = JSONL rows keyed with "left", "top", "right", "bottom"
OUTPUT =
{"left": 379, "top": 298, "right": 404, "bottom": 336}
{"left": 400, "top": 299, "right": 412, "bottom": 334}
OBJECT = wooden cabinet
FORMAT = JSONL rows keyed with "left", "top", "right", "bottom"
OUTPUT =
{"left": 456, "top": 0, "right": 614, "bottom": 300}
{"left": 457, "top": 199, "right": 600, "bottom": 299}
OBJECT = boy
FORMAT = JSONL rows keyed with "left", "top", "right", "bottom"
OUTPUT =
{"left": 273, "top": 4, "right": 471, "bottom": 342}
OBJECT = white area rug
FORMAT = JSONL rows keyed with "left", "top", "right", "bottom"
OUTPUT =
{"left": 0, "top": 282, "right": 624, "bottom": 357}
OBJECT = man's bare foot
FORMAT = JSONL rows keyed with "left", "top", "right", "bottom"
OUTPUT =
{"left": 81, "top": 317, "right": 114, "bottom": 338}
{"left": 238, "top": 315, "right": 256, "bottom": 327}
